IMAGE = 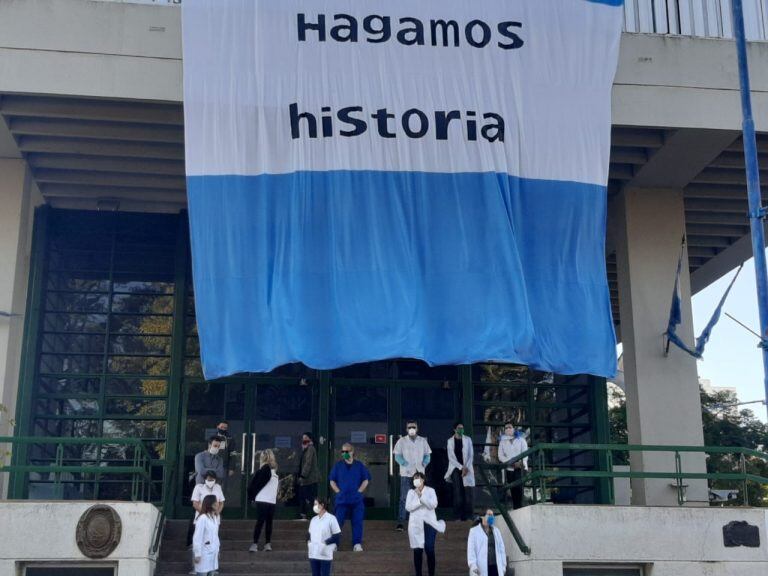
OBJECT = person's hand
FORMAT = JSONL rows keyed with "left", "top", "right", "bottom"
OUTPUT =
{"left": 229, "top": 469, "right": 235, "bottom": 477}
{"left": 513, "top": 462, "right": 522, "bottom": 470}
{"left": 470, "top": 564, "right": 480, "bottom": 575}
{"left": 194, "top": 556, "right": 201, "bottom": 564}
{"left": 462, "top": 466, "right": 469, "bottom": 477}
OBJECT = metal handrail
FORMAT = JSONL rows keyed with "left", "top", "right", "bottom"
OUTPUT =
{"left": 485, "top": 443, "right": 768, "bottom": 507}
{"left": 0, "top": 436, "right": 154, "bottom": 502}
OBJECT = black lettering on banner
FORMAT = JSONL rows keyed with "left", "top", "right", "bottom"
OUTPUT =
{"left": 364, "top": 15, "right": 392, "bottom": 43}
{"left": 465, "top": 19, "right": 492, "bottom": 48}
{"left": 371, "top": 108, "right": 397, "bottom": 138}
{"left": 497, "top": 21, "right": 524, "bottom": 49}
{"left": 321, "top": 106, "right": 333, "bottom": 138}
{"left": 290, "top": 103, "right": 318, "bottom": 139}
{"left": 297, "top": 13, "right": 326, "bottom": 42}
{"left": 397, "top": 17, "right": 425, "bottom": 46}
{"left": 331, "top": 14, "right": 358, "bottom": 42}
{"left": 430, "top": 19, "right": 460, "bottom": 47}
{"left": 338, "top": 106, "right": 367, "bottom": 137}
{"left": 435, "top": 110, "right": 462, "bottom": 140}
{"left": 466, "top": 111, "right": 478, "bottom": 141}
{"left": 481, "top": 113, "right": 505, "bottom": 142}
{"left": 401, "top": 108, "right": 429, "bottom": 138}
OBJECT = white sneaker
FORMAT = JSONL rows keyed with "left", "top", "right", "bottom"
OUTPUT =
{"left": 353, "top": 544, "right": 363, "bottom": 552}
{"left": 264, "top": 543, "right": 273, "bottom": 551}
{"left": 249, "top": 543, "right": 259, "bottom": 552}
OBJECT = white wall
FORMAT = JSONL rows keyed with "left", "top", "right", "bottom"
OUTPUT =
{"left": 0, "top": 159, "right": 42, "bottom": 498}
{"left": 505, "top": 504, "right": 768, "bottom": 576}
{"left": 0, "top": 501, "right": 160, "bottom": 576}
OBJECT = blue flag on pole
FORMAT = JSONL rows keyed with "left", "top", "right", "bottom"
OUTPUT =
{"left": 666, "top": 243, "right": 743, "bottom": 359}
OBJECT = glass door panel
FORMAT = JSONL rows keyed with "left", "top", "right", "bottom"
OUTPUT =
{"left": 180, "top": 380, "right": 250, "bottom": 518}
{"left": 331, "top": 383, "right": 393, "bottom": 517}
{"left": 248, "top": 382, "right": 313, "bottom": 518}
{"left": 400, "top": 383, "right": 460, "bottom": 513}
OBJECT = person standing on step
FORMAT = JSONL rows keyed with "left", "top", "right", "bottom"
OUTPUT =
{"left": 406, "top": 472, "right": 446, "bottom": 576}
{"left": 497, "top": 422, "right": 528, "bottom": 509}
{"left": 467, "top": 509, "right": 507, "bottom": 576}
{"left": 192, "top": 494, "right": 221, "bottom": 576}
{"left": 393, "top": 420, "right": 432, "bottom": 531}
{"left": 248, "top": 449, "right": 278, "bottom": 552}
{"left": 214, "top": 420, "right": 236, "bottom": 482}
{"left": 298, "top": 432, "right": 320, "bottom": 520}
{"left": 329, "top": 442, "right": 371, "bottom": 552}
{"left": 187, "top": 470, "right": 225, "bottom": 549}
{"left": 307, "top": 497, "right": 342, "bottom": 576}
{"left": 444, "top": 421, "right": 475, "bottom": 522}
{"left": 194, "top": 436, "right": 225, "bottom": 487}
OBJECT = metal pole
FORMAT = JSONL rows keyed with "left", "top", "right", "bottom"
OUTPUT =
{"left": 731, "top": 0, "right": 768, "bottom": 421}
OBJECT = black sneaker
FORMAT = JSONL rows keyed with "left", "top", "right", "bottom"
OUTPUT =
{"left": 396, "top": 523, "right": 404, "bottom": 532}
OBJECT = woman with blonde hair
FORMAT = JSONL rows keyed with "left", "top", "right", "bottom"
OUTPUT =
{"left": 248, "top": 448, "right": 279, "bottom": 552}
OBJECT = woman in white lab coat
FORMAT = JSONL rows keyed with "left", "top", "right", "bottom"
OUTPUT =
{"left": 192, "top": 494, "right": 221, "bottom": 576}
{"left": 467, "top": 509, "right": 507, "bottom": 576}
{"left": 406, "top": 472, "right": 446, "bottom": 576}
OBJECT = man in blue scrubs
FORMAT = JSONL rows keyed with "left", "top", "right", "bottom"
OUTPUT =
{"left": 329, "top": 442, "right": 371, "bottom": 552}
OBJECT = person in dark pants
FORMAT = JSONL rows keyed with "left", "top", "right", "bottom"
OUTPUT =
{"left": 298, "top": 432, "right": 320, "bottom": 520}
{"left": 248, "top": 449, "right": 278, "bottom": 552}
{"left": 497, "top": 422, "right": 528, "bottom": 509}
{"left": 307, "top": 497, "right": 342, "bottom": 576}
{"left": 406, "top": 472, "right": 446, "bottom": 576}
{"left": 467, "top": 509, "right": 507, "bottom": 576}
{"left": 445, "top": 421, "right": 475, "bottom": 521}
{"left": 329, "top": 443, "right": 371, "bottom": 552}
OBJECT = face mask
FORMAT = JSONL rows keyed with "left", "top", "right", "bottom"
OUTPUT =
{"left": 209, "top": 446, "right": 220, "bottom": 455}
{"left": 302, "top": 440, "right": 311, "bottom": 447}
{"left": 456, "top": 429, "right": 464, "bottom": 437}
{"left": 413, "top": 478, "right": 423, "bottom": 488}
{"left": 342, "top": 452, "right": 351, "bottom": 461}
{"left": 205, "top": 480, "right": 215, "bottom": 488}
{"left": 487, "top": 516, "right": 495, "bottom": 527}
{"left": 217, "top": 428, "right": 229, "bottom": 436}
{"left": 407, "top": 428, "right": 417, "bottom": 437}
{"left": 313, "top": 504, "right": 322, "bottom": 515}
{"left": 505, "top": 428, "right": 514, "bottom": 437}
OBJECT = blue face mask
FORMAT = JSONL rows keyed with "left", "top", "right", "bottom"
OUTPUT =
{"left": 487, "top": 516, "right": 495, "bottom": 527}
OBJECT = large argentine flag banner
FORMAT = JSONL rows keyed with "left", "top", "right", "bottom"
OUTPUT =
{"left": 183, "top": 0, "right": 621, "bottom": 380}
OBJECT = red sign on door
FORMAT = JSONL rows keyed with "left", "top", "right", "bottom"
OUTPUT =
{"left": 374, "top": 434, "right": 387, "bottom": 444}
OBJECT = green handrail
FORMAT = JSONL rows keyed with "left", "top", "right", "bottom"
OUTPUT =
{"left": 0, "top": 436, "right": 155, "bottom": 502}
{"left": 480, "top": 442, "right": 768, "bottom": 507}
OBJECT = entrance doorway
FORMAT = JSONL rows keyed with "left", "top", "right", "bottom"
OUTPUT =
{"left": 175, "top": 372, "right": 461, "bottom": 520}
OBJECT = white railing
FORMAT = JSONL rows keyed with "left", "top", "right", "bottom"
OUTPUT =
{"left": 98, "top": 0, "right": 768, "bottom": 41}
{"left": 623, "top": 0, "right": 768, "bottom": 39}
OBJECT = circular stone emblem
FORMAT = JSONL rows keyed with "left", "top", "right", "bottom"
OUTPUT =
{"left": 76, "top": 505, "right": 122, "bottom": 559}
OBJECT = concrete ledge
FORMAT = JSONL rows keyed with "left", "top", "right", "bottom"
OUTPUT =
{"left": 503, "top": 504, "right": 768, "bottom": 576}
{"left": 0, "top": 501, "right": 160, "bottom": 576}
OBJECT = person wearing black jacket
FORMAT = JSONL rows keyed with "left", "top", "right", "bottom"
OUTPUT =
{"left": 247, "top": 449, "right": 279, "bottom": 552}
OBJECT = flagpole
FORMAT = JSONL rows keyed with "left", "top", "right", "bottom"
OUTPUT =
{"left": 731, "top": 0, "right": 768, "bottom": 420}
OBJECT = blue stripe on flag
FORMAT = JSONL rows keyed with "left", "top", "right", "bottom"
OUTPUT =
{"left": 187, "top": 171, "right": 617, "bottom": 380}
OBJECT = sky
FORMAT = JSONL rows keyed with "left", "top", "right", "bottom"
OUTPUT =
{"left": 691, "top": 253, "right": 768, "bottom": 422}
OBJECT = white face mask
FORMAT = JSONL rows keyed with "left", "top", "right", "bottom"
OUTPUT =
{"left": 413, "top": 478, "right": 423, "bottom": 488}
{"left": 313, "top": 504, "right": 322, "bottom": 515}
{"left": 407, "top": 428, "right": 417, "bottom": 437}
{"left": 209, "top": 446, "right": 220, "bottom": 455}
{"left": 205, "top": 480, "right": 215, "bottom": 488}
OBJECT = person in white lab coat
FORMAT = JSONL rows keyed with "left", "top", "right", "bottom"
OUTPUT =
{"left": 467, "top": 509, "right": 507, "bottom": 576}
{"left": 406, "top": 472, "right": 446, "bottom": 576}
{"left": 307, "top": 497, "right": 342, "bottom": 576}
{"left": 444, "top": 421, "right": 475, "bottom": 521}
{"left": 192, "top": 494, "right": 221, "bottom": 576}
{"left": 497, "top": 422, "right": 529, "bottom": 509}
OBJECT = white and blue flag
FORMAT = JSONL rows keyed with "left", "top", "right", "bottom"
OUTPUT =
{"left": 182, "top": 0, "right": 621, "bottom": 380}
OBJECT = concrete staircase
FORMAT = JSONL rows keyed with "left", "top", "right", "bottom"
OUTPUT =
{"left": 156, "top": 519, "right": 473, "bottom": 575}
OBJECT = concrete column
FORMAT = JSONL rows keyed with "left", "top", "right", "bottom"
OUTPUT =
{"left": 612, "top": 187, "right": 708, "bottom": 506}
{"left": 0, "top": 159, "right": 40, "bottom": 497}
